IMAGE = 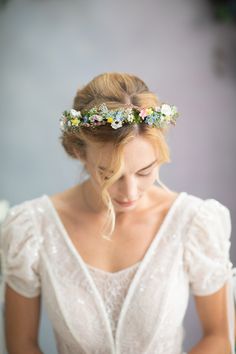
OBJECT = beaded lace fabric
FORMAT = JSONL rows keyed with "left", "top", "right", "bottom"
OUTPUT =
{"left": 86, "top": 261, "right": 141, "bottom": 340}
{"left": 0, "top": 192, "right": 235, "bottom": 354}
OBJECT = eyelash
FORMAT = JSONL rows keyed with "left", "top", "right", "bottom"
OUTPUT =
{"left": 137, "top": 171, "right": 152, "bottom": 177}
{"left": 103, "top": 171, "right": 152, "bottom": 180}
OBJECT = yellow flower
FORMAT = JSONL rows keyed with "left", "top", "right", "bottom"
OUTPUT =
{"left": 107, "top": 117, "right": 113, "bottom": 123}
{"left": 71, "top": 118, "right": 80, "bottom": 126}
{"left": 146, "top": 108, "right": 153, "bottom": 115}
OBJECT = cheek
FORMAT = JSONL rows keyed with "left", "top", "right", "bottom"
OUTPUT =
{"left": 86, "top": 164, "right": 102, "bottom": 184}
{"left": 141, "top": 175, "right": 157, "bottom": 189}
{"left": 107, "top": 184, "right": 117, "bottom": 196}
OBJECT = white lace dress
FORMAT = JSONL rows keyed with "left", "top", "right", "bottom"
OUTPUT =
{"left": 0, "top": 192, "right": 235, "bottom": 354}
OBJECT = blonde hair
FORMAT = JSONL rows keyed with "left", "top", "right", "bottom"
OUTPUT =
{"left": 60, "top": 72, "right": 174, "bottom": 240}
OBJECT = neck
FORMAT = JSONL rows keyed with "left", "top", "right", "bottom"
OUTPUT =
{"left": 81, "top": 179, "right": 108, "bottom": 215}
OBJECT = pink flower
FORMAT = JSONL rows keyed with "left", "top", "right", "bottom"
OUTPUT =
{"left": 139, "top": 109, "right": 148, "bottom": 119}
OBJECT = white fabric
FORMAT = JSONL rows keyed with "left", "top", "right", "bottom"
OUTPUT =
{"left": 86, "top": 261, "right": 141, "bottom": 340}
{"left": 0, "top": 192, "right": 235, "bottom": 354}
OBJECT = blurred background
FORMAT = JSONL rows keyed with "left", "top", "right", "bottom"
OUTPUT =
{"left": 0, "top": 0, "right": 236, "bottom": 353}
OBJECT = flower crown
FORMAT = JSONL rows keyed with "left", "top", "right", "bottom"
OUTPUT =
{"left": 59, "top": 102, "right": 179, "bottom": 131}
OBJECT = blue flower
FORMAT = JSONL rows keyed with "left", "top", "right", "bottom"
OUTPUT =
{"left": 83, "top": 115, "right": 89, "bottom": 123}
{"left": 146, "top": 116, "right": 156, "bottom": 125}
{"left": 114, "top": 111, "right": 123, "bottom": 120}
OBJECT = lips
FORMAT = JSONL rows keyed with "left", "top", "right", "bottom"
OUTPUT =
{"left": 114, "top": 199, "right": 137, "bottom": 206}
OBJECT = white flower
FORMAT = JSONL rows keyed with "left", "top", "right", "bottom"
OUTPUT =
{"left": 158, "top": 114, "right": 166, "bottom": 123}
{"left": 60, "top": 116, "right": 66, "bottom": 128}
{"left": 0, "top": 200, "right": 10, "bottom": 223}
{"left": 161, "top": 104, "right": 172, "bottom": 116}
{"left": 111, "top": 121, "right": 123, "bottom": 129}
{"left": 96, "top": 115, "right": 103, "bottom": 122}
{"left": 99, "top": 103, "right": 109, "bottom": 113}
{"left": 171, "top": 105, "right": 178, "bottom": 115}
{"left": 70, "top": 109, "right": 81, "bottom": 118}
{"left": 127, "top": 113, "right": 134, "bottom": 122}
{"left": 90, "top": 114, "right": 103, "bottom": 122}
{"left": 126, "top": 108, "right": 133, "bottom": 114}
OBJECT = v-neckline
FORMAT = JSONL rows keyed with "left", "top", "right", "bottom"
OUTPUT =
{"left": 43, "top": 191, "right": 186, "bottom": 274}
{"left": 43, "top": 191, "right": 187, "bottom": 350}
{"left": 86, "top": 259, "right": 141, "bottom": 276}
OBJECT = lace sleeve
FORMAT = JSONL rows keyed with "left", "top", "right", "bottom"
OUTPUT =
{"left": 183, "top": 198, "right": 233, "bottom": 296}
{"left": 0, "top": 203, "right": 41, "bottom": 298}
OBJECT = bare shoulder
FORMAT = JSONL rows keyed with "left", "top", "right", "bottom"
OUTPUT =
{"left": 47, "top": 185, "right": 87, "bottom": 228}
{"left": 48, "top": 185, "right": 82, "bottom": 211}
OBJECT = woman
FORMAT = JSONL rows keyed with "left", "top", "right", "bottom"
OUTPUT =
{"left": 1, "top": 72, "right": 235, "bottom": 354}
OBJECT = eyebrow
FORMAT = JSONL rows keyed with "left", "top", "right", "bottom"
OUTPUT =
{"left": 98, "top": 159, "right": 158, "bottom": 173}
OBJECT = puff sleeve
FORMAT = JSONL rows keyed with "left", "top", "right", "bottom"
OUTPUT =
{"left": 183, "top": 198, "right": 233, "bottom": 296}
{"left": 0, "top": 203, "right": 41, "bottom": 298}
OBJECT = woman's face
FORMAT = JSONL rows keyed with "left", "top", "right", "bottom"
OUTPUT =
{"left": 84, "top": 135, "right": 159, "bottom": 212}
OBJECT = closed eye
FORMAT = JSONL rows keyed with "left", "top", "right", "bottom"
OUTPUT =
{"left": 101, "top": 170, "right": 153, "bottom": 180}
{"left": 137, "top": 171, "right": 152, "bottom": 177}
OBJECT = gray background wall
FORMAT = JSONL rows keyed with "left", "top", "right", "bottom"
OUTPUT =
{"left": 0, "top": 0, "right": 235, "bottom": 353}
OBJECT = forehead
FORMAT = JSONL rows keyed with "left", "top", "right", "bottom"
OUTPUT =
{"left": 87, "top": 136, "right": 158, "bottom": 171}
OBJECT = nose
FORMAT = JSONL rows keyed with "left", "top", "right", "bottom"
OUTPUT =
{"left": 118, "top": 175, "right": 138, "bottom": 202}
